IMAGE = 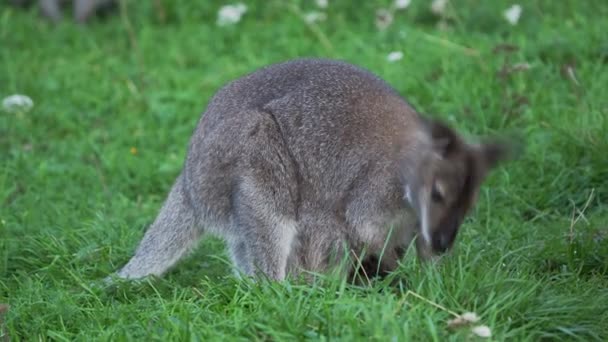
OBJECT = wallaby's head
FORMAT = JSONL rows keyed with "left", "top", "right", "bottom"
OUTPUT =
{"left": 405, "top": 118, "right": 517, "bottom": 255}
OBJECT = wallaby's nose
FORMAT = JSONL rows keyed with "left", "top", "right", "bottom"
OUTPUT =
{"left": 431, "top": 233, "right": 451, "bottom": 253}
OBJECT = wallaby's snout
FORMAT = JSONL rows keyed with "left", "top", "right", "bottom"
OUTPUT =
{"left": 432, "top": 234, "right": 452, "bottom": 254}
{"left": 431, "top": 217, "right": 460, "bottom": 254}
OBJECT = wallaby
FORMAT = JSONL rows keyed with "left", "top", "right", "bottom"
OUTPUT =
{"left": 111, "top": 58, "right": 514, "bottom": 282}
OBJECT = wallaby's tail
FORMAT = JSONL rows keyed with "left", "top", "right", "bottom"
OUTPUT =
{"left": 115, "top": 174, "right": 202, "bottom": 279}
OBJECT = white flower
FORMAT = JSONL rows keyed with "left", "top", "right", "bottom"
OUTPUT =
{"left": 461, "top": 312, "right": 480, "bottom": 323}
{"left": 447, "top": 312, "right": 480, "bottom": 329}
{"left": 394, "top": 0, "right": 411, "bottom": 10}
{"left": 2, "top": 94, "right": 34, "bottom": 113}
{"left": 431, "top": 0, "right": 448, "bottom": 15}
{"left": 304, "top": 11, "right": 327, "bottom": 24}
{"left": 217, "top": 3, "right": 247, "bottom": 26}
{"left": 504, "top": 4, "right": 522, "bottom": 25}
{"left": 387, "top": 51, "right": 404, "bottom": 62}
{"left": 472, "top": 325, "right": 492, "bottom": 338}
{"left": 315, "top": 0, "right": 328, "bottom": 9}
{"left": 375, "top": 8, "right": 393, "bottom": 30}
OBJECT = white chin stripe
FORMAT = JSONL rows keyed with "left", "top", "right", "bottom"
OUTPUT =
{"left": 420, "top": 200, "right": 431, "bottom": 245}
{"left": 406, "top": 186, "right": 431, "bottom": 245}
{"left": 405, "top": 186, "right": 413, "bottom": 204}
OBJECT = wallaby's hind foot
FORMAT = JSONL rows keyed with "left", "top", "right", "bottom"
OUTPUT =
{"left": 116, "top": 175, "right": 202, "bottom": 279}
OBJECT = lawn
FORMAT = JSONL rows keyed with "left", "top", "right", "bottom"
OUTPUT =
{"left": 1, "top": 0, "right": 607, "bottom": 340}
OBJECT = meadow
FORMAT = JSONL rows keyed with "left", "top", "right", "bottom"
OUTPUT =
{"left": 1, "top": 0, "right": 607, "bottom": 340}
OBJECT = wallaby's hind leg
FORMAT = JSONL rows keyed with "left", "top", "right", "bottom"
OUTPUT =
{"left": 225, "top": 109, "right": 298, "bottom": 281}
{"left": 227, "top": 240, "right": 253, "bottom": 277}
{"left": 116, "top": 175, "right": 202, "bottom": 279}
{"left": 231, "top": 198, "right": 297, "bottom": 280}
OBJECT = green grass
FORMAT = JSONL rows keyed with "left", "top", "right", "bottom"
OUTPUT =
{"left": 1, "top": 0, "right": 607, "bottom": 340}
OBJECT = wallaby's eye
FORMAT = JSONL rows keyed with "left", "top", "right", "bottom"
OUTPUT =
{"left": 431, "top": 183, "right": 444, "bottom": 203}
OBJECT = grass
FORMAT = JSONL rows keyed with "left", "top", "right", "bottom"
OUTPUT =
{"left": 1, "top": 0, "right": 607, "bottom": 340}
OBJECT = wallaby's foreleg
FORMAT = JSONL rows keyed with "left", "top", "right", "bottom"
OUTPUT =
{"left": 116, "top": 175, "right": 202, "bottom": 279}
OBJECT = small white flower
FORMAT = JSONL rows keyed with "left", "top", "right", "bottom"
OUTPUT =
{"left": 2, "top": 94, "right": 34, "bottom": 113}
{"left": 304, "top": 11, "right": 327, "bottom": 24}
{"left": 461, "top": 312, "right": 480, "bottom": 323}
{"left": 315, "top": 0, "right": 328, "bottom": 9}
{"left": 504, "top": 4, "right": 522, "bottom": 25}
{"left": 387, "top": 51, "right": 404, "bottom": 62}
{"left": 447, "top": 312, "right": 480, "bottom": 329}
{"left": 431, "top": 0, "right": 448, "bottom": 15}
{"left": 217, "top": 3, "right": 247, "bottom": 26}
{"left": 375, "top": 8, "right": 393, "bottom": 30}
{"left": 394, "top": 0, "right": 411, "bottom": 10}
{"left": 472, "top": 325, "right": 492, "bottom": 338}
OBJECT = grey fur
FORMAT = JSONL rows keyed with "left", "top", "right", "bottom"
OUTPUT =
{"left": 113, "top": 58, "right": 512, "bottom": 281}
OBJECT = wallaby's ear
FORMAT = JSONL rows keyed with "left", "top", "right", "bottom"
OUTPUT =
{"left": 421, "top": 117, "right": 462, "bottom": 157}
